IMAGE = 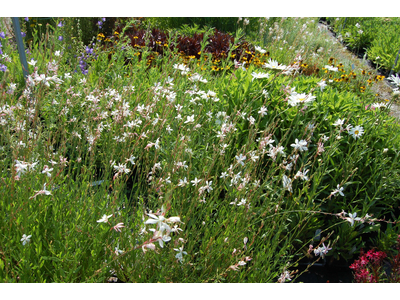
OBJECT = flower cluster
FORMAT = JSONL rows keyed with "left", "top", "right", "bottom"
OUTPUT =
{"left": 142, "top": 205, "right": 184, "bottom": 253}
{"left": 349, "top": 248, "right": 387, "bottom": 283}
{"left": 77, "top": 46, "right": 98, "bottom": 75}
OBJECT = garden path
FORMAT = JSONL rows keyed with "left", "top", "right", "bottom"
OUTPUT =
{"left": 317, "top": 20, "right": 400, "bottom": 120}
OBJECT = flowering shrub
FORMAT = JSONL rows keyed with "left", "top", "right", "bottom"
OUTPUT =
{"left": 1, "top": 17, "right": 400, "bottom": 283}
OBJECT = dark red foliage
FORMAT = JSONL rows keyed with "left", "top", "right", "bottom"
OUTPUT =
{"left": 103, "top": 24, "right": 260, "bottom": 67}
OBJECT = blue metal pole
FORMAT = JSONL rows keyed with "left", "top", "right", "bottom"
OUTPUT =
{"left": 11, "top": 17, "right": 29, "bottom": 79}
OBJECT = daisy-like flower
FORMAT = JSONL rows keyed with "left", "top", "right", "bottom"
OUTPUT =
{"left": 288, "top": 92, "right": 316, "bottom": 107}
{"left": 21, "top": 234, "right": 32, "bottom": 246}
{"left": 324, "top": 65, "right": 338, "bottom": 72}
{"left": 255, "top": 46, "right": 266, "bottom": 54}
{"left": 263, "top": 59, "right": 287, "bottom": 70}
{"left": 290, "top": 139, "right": 308, "bottom": 152}
{"left": 251, "top": 72, "right": 270, "bottom": 81}
{"left": 371, "top": 102, "right": 387, "bottom": 109}
{"left": 178, "top": 177, "right": 188, "bottom": 187}
{"left": 97, "top": 214, "right": 113, "bottom": 223}
{"left": 349, "top": 125, "right": 364, "bottom": 139}
{"left": 388, "top": 74, "right": 400, "bottom": 87}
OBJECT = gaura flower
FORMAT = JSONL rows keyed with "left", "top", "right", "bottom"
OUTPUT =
{"left": 111, "top": 223, "right": 125, "bottom": 232}
{"left": 21, "top": 234, "right": 32, "bottom": 246}
{"left": 345, "top": 212, "right": 362, "bottom": 226}
{"left": 97, "top": 214, "right": 113, "bottom": 223}
{"left": 290, "top": 138, "right": 308, "bottom": 152}
{"left": 174, "top": 246, "right": 188, "bottom": 263}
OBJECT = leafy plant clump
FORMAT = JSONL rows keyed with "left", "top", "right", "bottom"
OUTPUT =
{"left": 1, "top": 17, "right": 400, "bottom": 283}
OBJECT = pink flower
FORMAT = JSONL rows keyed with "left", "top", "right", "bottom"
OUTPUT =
{"left": 111, "top": 223, "right": 125, "bottom": 232}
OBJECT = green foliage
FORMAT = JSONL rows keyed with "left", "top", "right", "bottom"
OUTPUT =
{"left": 328, "top": 17, "right": 400, "bottom": 73}
{"left": 1, "top": 17, "right": 400, "bottom": 283}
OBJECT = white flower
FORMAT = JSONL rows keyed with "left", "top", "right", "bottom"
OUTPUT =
{"left": 282, "top": 175, "right": 292, "bottom": 193}
{"left": 258, "top": 106, "right": 268, "bottom": 117}
{"left": 333, "top": 118, "right": 345, "bottom": 127}
{"left": 184, "top": 114, "right": 195, "bottom": 124}
{"left": 345, "top": 212, "right": 362, "bottom": 226}
{"left": 324, "top": 65, "right": 338, "bottom": 72}
{"left": 189, "top": 73, "right": 207, "bottom": 83}
{"left": 54, "top": 50, "right": 61, "bottom": 57}
{"left": 220, "top": 172, "right": 228, "bottom": 179}
{"left": 332, "top": 184, "right": 345, "bottom": 197}
{"left": 349, "top": 125, "right": 364, "bottom": 139}
{"left": 355, "top": 23, "right": 361, "bottom": 28}
{"left": 114, "top": 245, "right": 124, "bottom": 255}
{"left": 251, "top": 72, "right": 270, "bottom": 81}
{"left": 290, "top": 139, "right": 308, "bottom": 152}
{"left": 255, "top": 46, "right": 266, "bottom": 54}
{"left": 178, "top": 177, "right": 188, "bottom": 187}
{"left": 28, "top": 59, "right": 37, "bottom": 66}
{"left": 317, "top": 80, "right": 327, "bottom": 91}
{"left": 388, "top": 74, "right": 400, "bottom": 87}
{"left": 97, "top": 214, "right": 113, "bottom": 223}
{"left": 263, "top": 59, "right": 287, "bottom": 70}
{"left": 114, "top": 163, "right": 130, "bottom": 174}
{"left": 249, "top": 151, "right": 259, "bottom": 162}
{"left": 41, "top": 165, "right": 53, "bottom": 177}
{"left": 173, "top": 63, "right": 190, "bottom": 75}
{"left": 358, "top": 30, "right": 363, "bottom": 35}
{"left": 235, "top": 154, "right": 246, "bottom": 166}
{"left": 278, "top": 270, "right": 292, "bottom": 283}
{"left": 295, "top": 169, "right": 309, "bottom": 181}
{"left": 314, "top": 243, "right": 332, "bottom": 259}
{"left": 21, "top": 234, "right": 32, "bottom": 246}
{"left": 288, "top": 92, "right": 316, "bottom": 107}
{"left": 237, "top": 198, "right": 247, "bottom": 206}
{"left": 127, "top": 155, "right": 136, "bottom": 165}
{"left": 243, "top": 18, "right": 249, "bottom": 25}
{"left": 191, "top": 178, "right": 202, "bottom": 186}
{"left": 174, "top": 246, "right": 188, "bottom": 263}
{"left": 371, "top": 102, "right": 387, "bottom": 109}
